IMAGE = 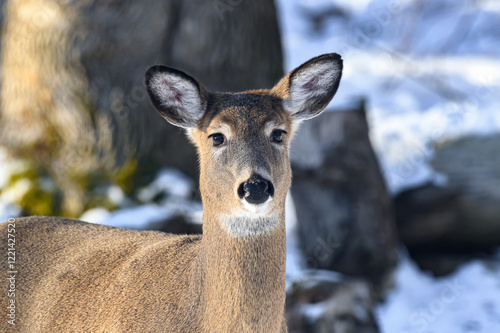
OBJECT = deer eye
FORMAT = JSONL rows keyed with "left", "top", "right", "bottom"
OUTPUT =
{"left": 271, "top": 129, "right": 286, "bottom": 143}
{"left": 208, "top": 133, "right": 225, "bottom": 147}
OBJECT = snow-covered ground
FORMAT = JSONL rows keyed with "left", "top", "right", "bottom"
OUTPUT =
{"left": 377, "top": 249, "right": 500, "bottom": 333}
{"left": 79, "top": 168, "right": 203, "bottom": 230}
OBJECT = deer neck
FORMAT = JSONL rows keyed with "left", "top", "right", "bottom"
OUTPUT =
{"left": 194, "top": 208, "right": 287, "bottom": 330}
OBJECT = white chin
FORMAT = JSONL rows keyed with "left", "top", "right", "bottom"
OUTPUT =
{"left": 242, "top": 197, "right": 272, "bottom": 216}
{"left": 220, "top": 197, "right": 280, "bottom": 237}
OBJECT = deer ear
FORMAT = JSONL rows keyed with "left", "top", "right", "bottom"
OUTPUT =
{"left": 145, "top": 66, "right": 209, "bottom": 128}
{"left": 272, "top": 53, "right": 342, "bottom": 121}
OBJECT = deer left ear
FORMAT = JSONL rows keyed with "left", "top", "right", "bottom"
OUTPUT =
{"left": 272, "top": 53, "right": 342, "bottom": 121}
{"left": 145, "top": 65, "right": 209, "bottom": 129}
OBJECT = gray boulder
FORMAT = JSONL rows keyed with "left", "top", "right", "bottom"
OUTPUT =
{"left": 286, "top": 271, "right": 379, "bottom": 333}
{"left": 393, "top": 135, "right": 500, "bottom": 275}
{"left": 431, "top": 135, "right": 500, "bottom": 246}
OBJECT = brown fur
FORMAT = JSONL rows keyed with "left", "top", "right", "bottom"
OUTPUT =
{"left": 0, "top": 53, "right": 342, "bottom": 332}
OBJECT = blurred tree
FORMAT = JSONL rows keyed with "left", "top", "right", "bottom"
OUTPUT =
{"left": 0, "top": 0, "right": 283, "bottom": 217}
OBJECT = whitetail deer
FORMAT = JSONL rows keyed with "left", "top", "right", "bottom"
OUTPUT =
{"left": 0, "top": 53, "right": 342, "bottom": 332}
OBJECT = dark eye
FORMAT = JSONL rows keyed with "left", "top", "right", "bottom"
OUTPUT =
{"left": 209, "top": 133, "right": 225, "bottom": 147}
{"left": 272, "top": 129, "right": 286, "bottom": 143}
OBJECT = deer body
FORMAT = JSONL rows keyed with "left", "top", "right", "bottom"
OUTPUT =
{"left": 0, "top": 54, "right": 342, "bottom": 332}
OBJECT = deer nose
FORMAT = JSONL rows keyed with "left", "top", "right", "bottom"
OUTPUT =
{"left": 237, "top": 174, "right": 274, "bottom": 205}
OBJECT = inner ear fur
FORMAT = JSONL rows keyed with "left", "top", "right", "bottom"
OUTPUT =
{"left": 271, "top": 53, "right": 343, "bottom": 121}
{"left": 145, "top": 66, "right": 209, "bottom": 128}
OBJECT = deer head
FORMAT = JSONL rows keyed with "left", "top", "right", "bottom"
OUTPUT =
{"left": 145, "top": 53, "right": 342, "bottom": 237}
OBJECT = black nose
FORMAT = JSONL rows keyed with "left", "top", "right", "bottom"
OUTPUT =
{"left": 237, "top": 174, "right": 274, "bottom": 205}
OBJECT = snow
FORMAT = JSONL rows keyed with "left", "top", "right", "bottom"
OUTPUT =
{"left": 285, "top": 192, "right": 305, "bottom": 281}
{"left": 137, "top": 168, "right": 194, "bottom": 202}
{"left": 0, "top": 201, "right": 20, "bottom": 222}
{"left": 0, "top": 148, "right": 22, "bottom": 221}
{"left": 83, "top": 204, "right": 174, "bottom": 230}
{"left": 301, "top": 302, "right": 328, "bottom": 321}
{"left": 0, "top": 147, "right": 32, "bottom": 203}
{"left": 79, "top": 207, "right": 111, "bottom": 224}
{"left": 0, "top": 178, "right": 32, "bottom": 204}
{"left": 0, "top": 147, "right": 27, "bottom": 217}
{"left": 376, "top": 250, "right": 500, "bottom": 333}
{"left": 106, "top": 185, "right": 128, "bottom": 206}
{"left": 79, "top": 168, "right": 202, "bottom": 229}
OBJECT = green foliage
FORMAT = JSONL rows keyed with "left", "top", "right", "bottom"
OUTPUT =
{"left": 111, "top": 158, "right": 139, "bottom": 195}
{"left": 19, "top": 182, "right": 60, "bottom": 217}
{"left": 4, "top": 162, "right": 61, "bottom": 216}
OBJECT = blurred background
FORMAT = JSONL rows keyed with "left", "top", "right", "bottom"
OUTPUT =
{"left": 1, "top": 0, "right": 499, "bottom": 332}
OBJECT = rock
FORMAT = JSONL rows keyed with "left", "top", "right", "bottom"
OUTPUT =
{"left": 431, "top": 135, "right": 500, "bottom": 246}
{"left": 392, "top": 135, "right": 500, "bottom": 275}
{"left": 394, "top": 183, "right": 460, "bottom": 245}
{"left": 286, "top": 271, "right": 379, "bottom": 333}
{"left": 290, "top": 101, "right": 398, "bottom": 285}
{"left": 396, "top": 135, "right": 500, "bottom": 247}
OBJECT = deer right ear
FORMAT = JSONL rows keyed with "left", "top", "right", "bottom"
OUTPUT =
{"left": 272, "top": 53, "right": 342, "bottom": 122}
{"left": 145, "top": 66, "right": 208, "bottom": 128}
